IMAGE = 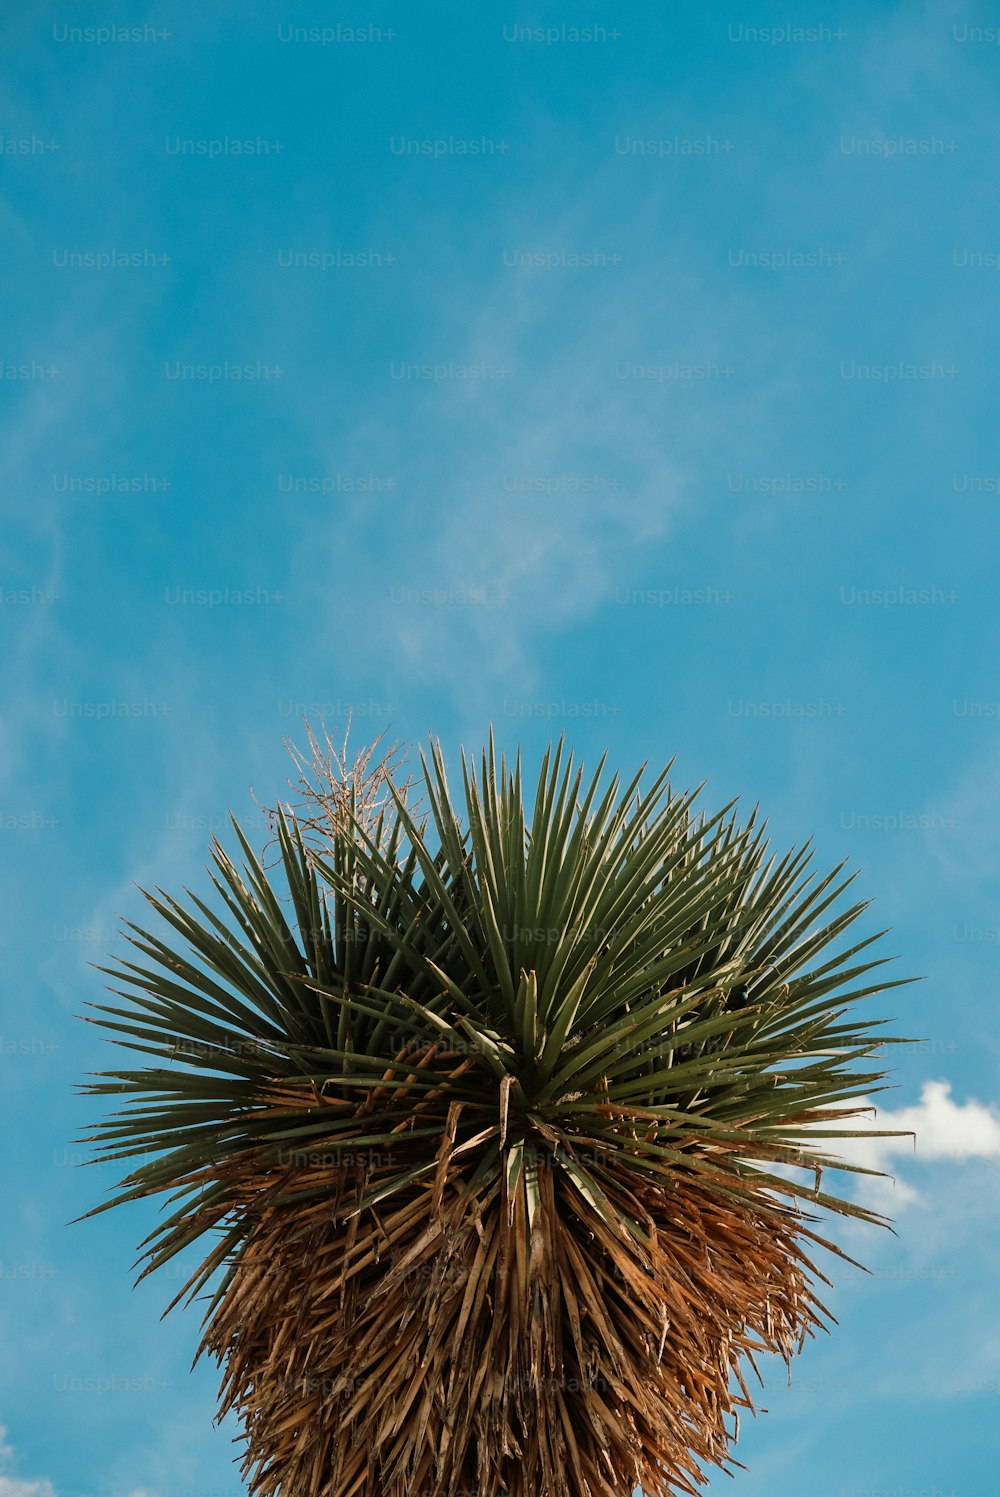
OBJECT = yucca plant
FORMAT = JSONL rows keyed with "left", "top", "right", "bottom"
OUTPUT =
{"left": 78, "top": 727, "right": 913, "bottom": 1496}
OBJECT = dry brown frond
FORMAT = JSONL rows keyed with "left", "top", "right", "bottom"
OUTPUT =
{"left": 198, "top": 1075, "right": 836, "bottom": 1497}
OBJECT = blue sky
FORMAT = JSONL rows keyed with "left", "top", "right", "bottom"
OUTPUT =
{"left": 2, "top": 1, "right": 1000, "bottom": 1493}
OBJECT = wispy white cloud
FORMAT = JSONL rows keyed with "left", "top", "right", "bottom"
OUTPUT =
{"left": 0, "top": 1426, "right": 56, "bottom": 1497}
{"left": 921, "top": 744, "right": 1000, "bottom": 892}
{"left": 274, "top": 198, "right": 787, "bottom": 721}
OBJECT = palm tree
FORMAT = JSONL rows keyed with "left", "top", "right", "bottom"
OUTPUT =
{"left": 79, "top": 727, "right": 913, "bottom": 1496}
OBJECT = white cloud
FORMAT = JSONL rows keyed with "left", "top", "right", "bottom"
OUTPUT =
{"left": 0, "top": 1426, "right": 57, "bottom": 1497}
{"left": 0, "top": 1427, "right": 161, "bottom": 1497}
{"left": 816, "top": 1079, "right": 1000, "bottom": 1209}
{"left": 879, "top": 1079, "right": 1000, "bottom": 1160}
